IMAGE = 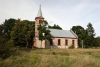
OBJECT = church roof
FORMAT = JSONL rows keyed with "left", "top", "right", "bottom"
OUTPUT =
{"left": 49, "top": 29, "right": 78, "bottom": 38}
{"left": 37, "top": 5, "right": 43, "bottom": 17}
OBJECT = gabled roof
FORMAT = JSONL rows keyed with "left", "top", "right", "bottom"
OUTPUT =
{"left": 49, "top": 29, "right": 78, "bottom": 38}
{"left": 37, "top": 5, "right": 43, "bottom": 17}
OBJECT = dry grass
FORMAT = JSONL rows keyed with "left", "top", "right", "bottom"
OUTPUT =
{"left": 0, "top": 48, "right": 100, "bottom": 67}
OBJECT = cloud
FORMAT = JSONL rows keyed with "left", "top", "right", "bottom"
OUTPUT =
{"left": 0, "top": 0, "right": 100, "bottom": 36}
{"left": 0, "top": 0, "right": 38, "bottom": 22}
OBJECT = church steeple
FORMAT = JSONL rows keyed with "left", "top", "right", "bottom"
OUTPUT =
{"left": 33, "top": 5, "right": 45, "bottom": 48}
{"left": 37, "top": 5, "right": 43, "bottom": 17}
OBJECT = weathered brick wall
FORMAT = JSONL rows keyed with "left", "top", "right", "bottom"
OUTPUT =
{"left": 34, "top": 17, "right": 45, "bottom": 48}
{"left": 45, "top": 38, "right": 78, "bottom": 48}
{"left": 35, "top": 38, "right": 45, "bottom": 48}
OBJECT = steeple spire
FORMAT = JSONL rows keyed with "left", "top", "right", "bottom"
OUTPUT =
{"left": 37, "top": 5, "right": 43, "bottom": 17}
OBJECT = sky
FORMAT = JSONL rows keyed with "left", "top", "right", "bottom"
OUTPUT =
{"left": 0, "top": 0, "right": 100, "bottom": 36}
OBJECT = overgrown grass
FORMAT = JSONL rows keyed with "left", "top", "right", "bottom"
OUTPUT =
{"left": 0, "top": 48, "right": 100, "bottom": 67}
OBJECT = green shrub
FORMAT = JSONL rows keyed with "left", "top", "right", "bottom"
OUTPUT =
{"left": 69, "top": 44, "right": 74, "bottom": 49}
{"left": 52, "top": 51, "right": 56, "bottom": 55}
{"left": 0, "top": 44, "right": 11, "bottom": 59}
{"left": 0, "top": 40, "right": 14, "bottom": 59}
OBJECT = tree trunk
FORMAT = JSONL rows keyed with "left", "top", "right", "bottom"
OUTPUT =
{"left": 26, "top": 42, "right": 28, "bottom": 48}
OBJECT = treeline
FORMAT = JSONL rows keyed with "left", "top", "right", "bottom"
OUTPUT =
{"left": 71, "top": 23, "right": 100, "bottom": 48}
{"left": 0, "top": 18, "right": 100, "bottom": 49}
{"left": 0, "top": 18, "right": 62, "bottom": 59}
{"left": 0, "top": 18, "right": 35, "bottom": 59}
{"left": 0, "top": 18, "right": 100, "bottom": 59}
{"left": 0, "top": 19, "right": 35, "bottom": 47}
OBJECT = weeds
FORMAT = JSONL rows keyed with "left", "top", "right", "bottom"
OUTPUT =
{"left": 0, "top": 49, "right": 100, "bottom": 67}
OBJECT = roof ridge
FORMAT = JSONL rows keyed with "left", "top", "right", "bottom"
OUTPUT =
{"left": 49, "top": 28, "right": 69, "bottom": 31}
{"left": 70, "top": 30, "right": 78, "bottom": 38}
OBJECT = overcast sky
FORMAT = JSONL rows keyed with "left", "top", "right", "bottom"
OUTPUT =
{"left": 0, "top": 0, "right": 100, "bottom": 36}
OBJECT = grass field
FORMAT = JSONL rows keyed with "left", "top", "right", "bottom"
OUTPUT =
{"left": 0, "top": 48, "right": 100, "bottom": 67}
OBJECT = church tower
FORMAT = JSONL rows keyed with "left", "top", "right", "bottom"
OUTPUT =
{"left": 33, "top": 5, "right": 45, "bottom": 48}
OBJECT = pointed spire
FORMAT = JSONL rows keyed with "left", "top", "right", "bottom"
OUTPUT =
{"left": 37, "top": 5, "right": 43, "bottom": 17}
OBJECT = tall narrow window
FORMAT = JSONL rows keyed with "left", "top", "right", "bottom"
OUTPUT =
{"left": 50, "top": 39, "right": 53, "bottom": 46}
{"left": 58, "top": 39, "right": 60, "bottom": 45}
{"left": 65, "top": 40, "right": 68, "bottom": 46}
{"left": 72, "top": 40, "right": 74, "bottom": 45}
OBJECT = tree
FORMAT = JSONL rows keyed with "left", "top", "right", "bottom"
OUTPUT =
{"left": 38, "top": 20, "right": 51, "bottom": 47}
{"left": 86, "top": 22, "right": 95, "bottom": 48}
{"left": 0, "top": 24, "right": 3, "bottom": 34}
{"left": 86, "top": 22, "right": 95, "bottom": 37}
{"left": 72, "top": 26, "right": 86, "bottom": 48}
{"left": 3, "top": 18, "right": 16, "bottom": 40}
{"left": 11, "top": 19, "right": 35, "bottom": 47}
{"left": 95, "top": 37, "right": 100, "bottom": 48}
{"left": 48, "top": 24, "right": 62, "bottom": 30}
{"left": 0, "top": 19, "right": 16, "bottom": 59}
{"left": 72, "top": 22, "right": 96, "bottom": 48}
{"left": 0, "top": 32, "right": 13, "bottom": 59}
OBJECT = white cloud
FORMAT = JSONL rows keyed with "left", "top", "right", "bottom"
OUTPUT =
{"left": 0, "top": 0, "right": 100, "bottom": 36}
{"left": 0, "top": 0, "right": 38, "bottom": 22}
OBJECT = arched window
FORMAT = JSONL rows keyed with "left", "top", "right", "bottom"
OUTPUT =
{"left": 65, "top": 40, "right": 68, "bottom": 46}
{"left": 50, "top": 39, "right": 53, "bottom": 46}
{"left": 72, "top": 40, "right": 74, "bottom": 45}
{"left": 58, "top": 39, "right": 61, "bottom": 45}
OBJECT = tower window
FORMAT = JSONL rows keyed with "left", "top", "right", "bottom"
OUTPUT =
{"left": 58, "top": 39, "right": 61, "bottom": 45}
{"left": 39, "top": 20, "right": 42, "bottom": 24}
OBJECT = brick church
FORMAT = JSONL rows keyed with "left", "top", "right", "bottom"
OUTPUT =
{"left": 33, "top": 6, "right": 78, "bottom": 48}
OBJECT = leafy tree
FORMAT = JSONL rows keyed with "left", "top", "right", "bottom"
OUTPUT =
{"left": 72, "top": 22, "right": 96, "bottom": 48}
{"left": 0, "top": 34, "right": 13, "bottom": 59}
{"left": 0, "top": 24, "right": 3, "bottom": 34}
{"left": 48, "top": 24, "right": 62, "bottom": 30}
{"left": 38, "top": 20, "right": 51, "bottom": 47}
{"left": 0, "top": 18, "right": 16, "bottom": 59}
{"left": 72, "top": 26, "right": 86, "bottom": 48}
{"left": 3, "top": 18, "right": 16, "bottom": 40}
{"left": 95, "top": 37, "right": 100, "bottom": 48}
{"left": 11, "top": 19, "right": 35, "bottom": 47}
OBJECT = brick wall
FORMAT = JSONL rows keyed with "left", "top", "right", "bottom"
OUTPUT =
{"left": 45, "top": 38, "right": 78, "bottom": 48}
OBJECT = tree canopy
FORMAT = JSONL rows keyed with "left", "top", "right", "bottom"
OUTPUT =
{"left": 72, "top": 22, "right": 97, "bottom": 48}
{"left": 11, "top": 19, "right": 35, "bottom": 47}
{"left": 38, "top": 20, "right": 51, "bottom": 46}
{"left": 48, "top": 24, "right": 62, "bottom": 30}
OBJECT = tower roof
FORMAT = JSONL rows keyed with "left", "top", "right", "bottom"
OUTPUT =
{"left": 37, "top": 5, "right": 43, "bottom": 17}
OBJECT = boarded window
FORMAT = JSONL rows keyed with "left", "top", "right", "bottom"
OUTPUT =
{"left": 50, "top": 39, "right": 53, "bottom": 46}
{"left": 72, "top": 40, "right": 74, "bottom": 45}
{"left": 58, "top": 39, "right": 61, "bottom": 45}
{"left": 65, "top": 40, "right": 68, "bottom": 46}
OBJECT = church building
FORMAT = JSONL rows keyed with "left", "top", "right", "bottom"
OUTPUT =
{"left": 33, "top": 6, "right": 78, "bottom": 48}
